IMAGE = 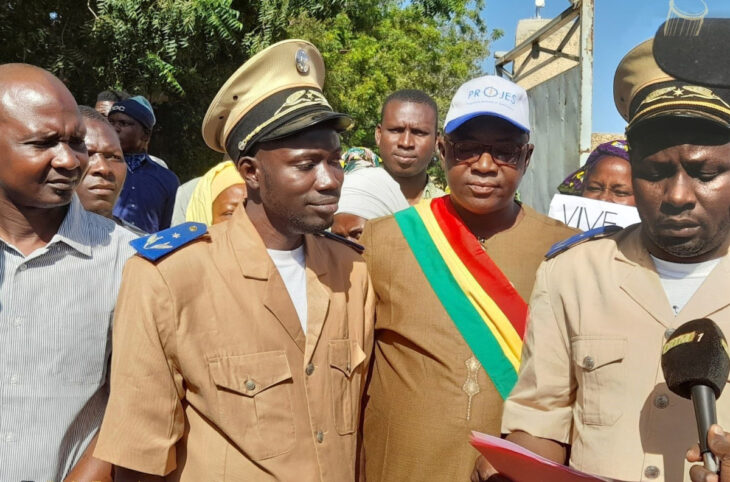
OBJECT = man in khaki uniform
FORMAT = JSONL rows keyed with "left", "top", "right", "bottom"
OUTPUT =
{"left": 94, "top": 39, "right": 374, "bottom": 481}
{"left": 476, "top": 39, "right": 730, "bottom": 482}
{"left": 360, "top": 75, "right": 577, "bottom": 481}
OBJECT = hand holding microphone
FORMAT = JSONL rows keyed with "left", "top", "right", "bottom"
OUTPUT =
{"left": 661, "top": 318, "right": 730, "bottom": 477}
{"left": 687, "top": 424, "right": 730, "bottom": 482}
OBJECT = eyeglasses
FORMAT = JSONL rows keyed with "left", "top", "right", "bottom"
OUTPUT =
{"left": 445, "top": 138, "right": 527, "bottom": 167}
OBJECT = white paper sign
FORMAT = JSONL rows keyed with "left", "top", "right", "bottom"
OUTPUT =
{"left": 548, "top": 193, "right": 641, "bottom": 231}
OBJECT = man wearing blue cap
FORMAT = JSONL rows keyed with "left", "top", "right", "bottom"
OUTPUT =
{"left": 360, "top": 75, "right": 576, "bottom": 481}
{"left": 108, "top": 95, "right": 179, "bottom": 233}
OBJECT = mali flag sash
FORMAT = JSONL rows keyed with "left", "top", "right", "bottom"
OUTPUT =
{"left": 393, "top": 196, "right": 527, "bottom": 398}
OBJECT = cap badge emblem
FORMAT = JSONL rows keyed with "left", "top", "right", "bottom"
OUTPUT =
{"left": 295, "top": 49, "right": 310, "bottom": 74}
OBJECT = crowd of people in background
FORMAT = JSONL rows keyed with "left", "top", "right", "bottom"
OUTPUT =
{"left": 4, "top": 28, "right": 730, "bottom": 482}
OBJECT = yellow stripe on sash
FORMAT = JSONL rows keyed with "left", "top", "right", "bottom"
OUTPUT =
{"left": 414, "top": 202, "right": 522, "bottom": 369}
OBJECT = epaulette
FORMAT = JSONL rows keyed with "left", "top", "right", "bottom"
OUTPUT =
{"left": 545, "top": 225, "right": 623, "bottom": 260}
{"left": 316, "top": 231, "right": 365, "bottom": 254}
{"left": 130, "top": 222, "right": 208, "bottom": 261}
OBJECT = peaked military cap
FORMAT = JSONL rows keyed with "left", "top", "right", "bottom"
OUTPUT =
{"left": 614, "top": 39, "right": 730, "bottom": 134}
{"left": 202, "top": 39, "right": 352, "bottom": 160}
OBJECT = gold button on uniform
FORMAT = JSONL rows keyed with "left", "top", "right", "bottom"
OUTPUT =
{"left": 305, "top": 363, "right": 315, "bottom": 376}
{"left": 654, "top": 394, "right": 669, "bottom": 409}
{"left": 582, "top": 356, "right": 595, "bottom": 370}
{"left": 644, "top": 465, "right": 660, "bottom": 479}
{"left": 316, "top": 430, "right": 324, "bottom": 443}
{"left": 245, "top": 380, "right": 256, "bottom": 391}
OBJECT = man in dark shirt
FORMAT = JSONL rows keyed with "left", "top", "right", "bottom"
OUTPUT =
{"left": 108, "top": 95, "right": 179, "bottom": 233}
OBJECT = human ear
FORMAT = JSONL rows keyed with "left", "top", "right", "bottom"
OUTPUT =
{"left": 522, "top": 144, "right": 534, "bottom": 172}
{"left": 437, "top": 136, "right": 447, "bottom": 167}
{"left": 238, "top": 156, "right": 260, "bottom": 190}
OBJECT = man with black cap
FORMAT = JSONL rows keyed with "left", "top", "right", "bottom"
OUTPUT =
{"left": 93, "top": 39, "right": 374, "bottom": 481}
{"left": 108, "top": 95, "right": 179, "bottom": 233}
{"left": 473, "top": 38, "right": 730, "bottom": 482}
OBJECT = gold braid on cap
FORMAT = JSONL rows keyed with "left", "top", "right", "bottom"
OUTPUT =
{"left": 237, "top": 89, "right": 331, "bottom": 154}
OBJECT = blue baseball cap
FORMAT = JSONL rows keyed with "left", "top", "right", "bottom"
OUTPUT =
{"left": 109, "top": 95, "right": 156, "bottom": 131}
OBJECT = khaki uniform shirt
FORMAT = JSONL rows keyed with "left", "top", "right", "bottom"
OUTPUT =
{"left": 502, "top": 225, "right": 730, "bottom": 482}
{"left": 95, "top": 207, "right": 375, "bottom": 481}
{"left": 360, "top": 203, "right": 577, "bottom": 481}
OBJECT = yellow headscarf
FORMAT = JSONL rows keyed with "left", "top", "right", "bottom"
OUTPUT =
{"left": 186, "top": 160, "right": 245, "bottom": 225}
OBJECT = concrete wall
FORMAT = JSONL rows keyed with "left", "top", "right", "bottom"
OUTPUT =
{"left": 591, "top": 132, "right": 625, "bottom": 150}
{"left": 520, "top": 65, "right": 581, "bottom": 214}
{"left": 513, "top": 18, "right": 580, "bottom": 91}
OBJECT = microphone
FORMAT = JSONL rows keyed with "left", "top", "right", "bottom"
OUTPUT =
{"left": 661, "top": 318, "right": 730, "bottom": 474}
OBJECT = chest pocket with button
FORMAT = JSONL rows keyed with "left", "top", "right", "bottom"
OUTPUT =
{"left": 208, "top": 350, "right": 295, "bottom": 460}
{"left": 571, "top": 336, "right": 627, "bottom": 426}
{"left": 329, "top": 339, "right": 367, "bottom": 435}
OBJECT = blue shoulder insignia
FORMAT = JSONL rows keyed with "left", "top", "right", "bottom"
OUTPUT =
{"left": 130, "top": 222, "right": 207, "bottom": 261}
{"left": 316, "top": 231, "right": 365, "bottom": 254}
{"left": 545, "top": 225, "right": 622, "bottom": 260}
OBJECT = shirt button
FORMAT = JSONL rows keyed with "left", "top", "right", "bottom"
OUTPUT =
{"left": 305, "top": 363, "right": 315, "bottom": 376}
{"left": 245, "top": 380, "right": 256, "bottom": 391}
{"left": 13, "top": 317, "right": 23, "bottom": 327}
{"left": 131, "top": 186, "right": 136, "bottom": 190}
{"left": 665, "top": 328, "right": 675, "bottom": 339}
{"left": 9, "top": 374, "right": 18, "bottom": 385}
{"left": 654, "top": 394, "right": 669, "bottom": 409}
{"left": 18, "top": 264, "right": 27, "bottom": 272}
{"left": 5, "top": 432, "right": 15, "bottom": 443}
{"left": 316, "top": 430, "right": 324, "bottom": 443}
{"left": 644, "top": 465, "right": 660, "bottom": 479}
{"left": 582, "top": 356, "right": 595, "bottom": 370}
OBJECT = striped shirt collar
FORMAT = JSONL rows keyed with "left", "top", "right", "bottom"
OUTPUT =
{"left": 52, "top": 195, "right": 94, "bottom": 257}
{"left": 0, "top": 195, "right": 95, "bottom": 258}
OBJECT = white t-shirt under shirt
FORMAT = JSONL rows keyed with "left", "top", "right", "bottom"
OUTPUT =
{"left": 651, "top": 255, "right": 721, "bottom": 315}
{"left": 267, "top": 245, "right": 308, "bottom": 332}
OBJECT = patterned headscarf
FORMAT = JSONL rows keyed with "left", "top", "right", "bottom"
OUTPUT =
{"left": 342, "top": 147, "right": 382, "bottom": 173}
{"left": 557, "top": 140, "right": 630, "bottom": 195}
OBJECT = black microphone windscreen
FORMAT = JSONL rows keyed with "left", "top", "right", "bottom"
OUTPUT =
{"left": 661, "top": 318, "right": 730, "bottom": 400}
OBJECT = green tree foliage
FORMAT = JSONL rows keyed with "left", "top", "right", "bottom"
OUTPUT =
{"left": 286, "top": 5, "right": 500, "bottom": 148}
{"left": 0, "top": 0, "right": 499, "bottom": 181}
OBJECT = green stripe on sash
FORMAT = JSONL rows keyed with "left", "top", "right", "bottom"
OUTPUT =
{"left": 394, "top": 207, "right": 518, "bottom": 399}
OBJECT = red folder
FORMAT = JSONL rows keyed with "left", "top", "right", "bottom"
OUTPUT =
{"left": 470, "top": 432, "right": 619, "bottom": 482}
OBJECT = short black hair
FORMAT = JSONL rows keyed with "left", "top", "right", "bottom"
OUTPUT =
{"left": 79, "top": 105, "right": 111, "bottom": 124}
{"left": 96, "top": 90, "right": 130, "bottom": 103}
{"left": 380, "top": 89, "right": 438, "bottom": 129}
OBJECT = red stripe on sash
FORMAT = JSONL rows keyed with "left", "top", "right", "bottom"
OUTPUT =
{"left": 430, "top": 196, "right": 528, "bottom": 338}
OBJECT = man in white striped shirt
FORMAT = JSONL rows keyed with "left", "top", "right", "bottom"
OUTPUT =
{"left": 0, "top": 64, "right": 136, "bottom": 481}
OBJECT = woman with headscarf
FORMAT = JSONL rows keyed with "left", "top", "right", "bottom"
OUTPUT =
{"left": 558, "top": 139, "right": 635, "bottom": 206}
{"left": 185, "top": 160, "right": 247, "bottom": 225}
{"left": 341, "top": 146, "right": 382, "bottom": 173}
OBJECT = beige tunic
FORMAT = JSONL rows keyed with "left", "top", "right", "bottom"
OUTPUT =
{"left": 94, "top": 207, "right": 375, "bottom": 481}
{"left": 360, "top": 203, "right": 577, "bottom": 481}
{"left": 502, "top": 225, "right": 730, "bottom": 482}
